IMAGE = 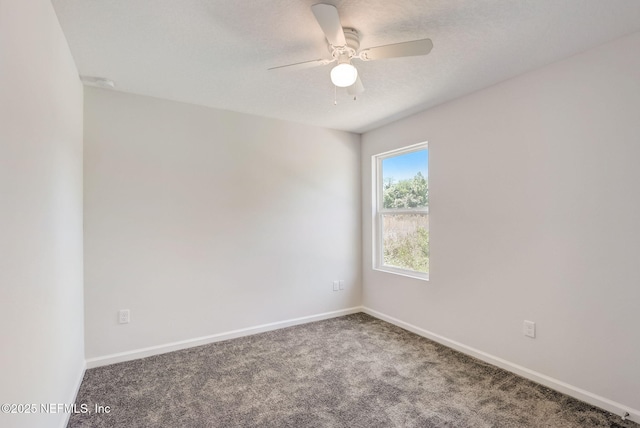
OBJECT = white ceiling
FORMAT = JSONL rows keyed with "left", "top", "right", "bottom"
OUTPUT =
{"left": 52, "top": 0, "right": 640, "bottom": 133}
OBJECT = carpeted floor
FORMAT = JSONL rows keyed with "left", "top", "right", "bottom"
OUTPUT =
{"left": 69, "top": 313, "right": 637, "bottom": 427}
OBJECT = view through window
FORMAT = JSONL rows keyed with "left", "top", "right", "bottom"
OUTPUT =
{"left": 375, "top": 144, "right": 428, "bottom": 279}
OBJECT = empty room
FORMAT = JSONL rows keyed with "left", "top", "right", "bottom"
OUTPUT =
{"left": 2, "top": 0, "right": 640, "bottom": 427}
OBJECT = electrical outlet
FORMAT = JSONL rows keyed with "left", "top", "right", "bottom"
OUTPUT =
{"left": 339, "top": 280, "right": 345, "bottom": 290}
{"left": 119, "top": 309, "right": 130, "bottom": 324}
{"left": 332, "top": 281, "right": 339, "bottom": 291}
{"left": 523, "top": 320, "right": 535, "bottom": 338}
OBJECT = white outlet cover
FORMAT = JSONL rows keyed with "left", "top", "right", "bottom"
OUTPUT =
{"left": 119, "top": 309, "right": 130, "bottom": 324}
{"left": 332, "top": 281, "right": 339, "bottom": 291}
{"left": 339, "top": 280, "right": 345, "bottom": 290}
{"left": 523, "top": 320, "right": 535, "bottom": 338}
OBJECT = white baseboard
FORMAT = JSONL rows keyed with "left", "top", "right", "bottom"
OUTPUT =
{"left": 362, "top": 306, "right": 639, "bottom": 424}
{"left": 86, "top": 306, "right": 363, "bottom": 369}
{"left": 61, "top": 359, "right": 86, "bottom": 428}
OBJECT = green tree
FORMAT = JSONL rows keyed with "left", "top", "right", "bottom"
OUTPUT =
{"left": 383, "top": 172, "right": 428, "bottom": 209}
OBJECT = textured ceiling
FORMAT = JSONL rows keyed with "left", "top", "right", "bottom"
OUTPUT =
{"left": 52, "top": 0, "right": 640, "bottom": 133}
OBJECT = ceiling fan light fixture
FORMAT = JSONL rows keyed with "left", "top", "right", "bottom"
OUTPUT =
{"left": 330, "top": 62, "right": 358, "bottom": 87}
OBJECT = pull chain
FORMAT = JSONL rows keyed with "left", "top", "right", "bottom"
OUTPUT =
{"left": 334, "top": 85, "right": 337, "bottom": 105}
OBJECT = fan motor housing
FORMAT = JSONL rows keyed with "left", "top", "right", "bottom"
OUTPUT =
{"left": 328, "top": 28, "right": 360, "bottom": 59}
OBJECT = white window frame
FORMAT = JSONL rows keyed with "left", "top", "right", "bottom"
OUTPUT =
{"left": 372, "top": 142, "right": 429, "bottom": 281}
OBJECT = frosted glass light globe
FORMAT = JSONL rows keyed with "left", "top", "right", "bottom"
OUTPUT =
{"left": 330, "top": 63, "right": 358, "bottom": 87}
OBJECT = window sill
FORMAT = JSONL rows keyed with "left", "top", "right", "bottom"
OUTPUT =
{"left": 373, "top": 266, "right": 429, "bottom": 282}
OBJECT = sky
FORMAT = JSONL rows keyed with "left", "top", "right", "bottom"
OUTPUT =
{"left": 382, "top": 149, "right": 428, "bottom": 181}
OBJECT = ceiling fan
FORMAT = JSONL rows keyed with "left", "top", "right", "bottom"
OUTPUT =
{"left": 269, "top": 3, "right": 433, "bottom": 96}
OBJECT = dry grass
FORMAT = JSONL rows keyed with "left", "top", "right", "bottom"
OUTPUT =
{"left": 382, "top": 214, "right": 429, "bottom": 273}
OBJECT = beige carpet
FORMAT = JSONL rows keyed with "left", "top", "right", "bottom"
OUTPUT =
{"left": 69, "top": 313, "right": 637, "bottom": 427}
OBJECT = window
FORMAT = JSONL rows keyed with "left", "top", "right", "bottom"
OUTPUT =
{"left": 373, "top": 143, "right": 429, "bottom": 280}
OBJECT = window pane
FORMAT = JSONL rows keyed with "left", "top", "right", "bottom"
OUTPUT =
{"left": 382, "top": 150, "right": 428, "bottom": 209}
{"left": 382, "top": 213, "right": 429, "bottom": 273}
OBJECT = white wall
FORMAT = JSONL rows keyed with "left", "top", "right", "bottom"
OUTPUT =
{"left": 83, "top": 88, "right": 361, "bottom": 361}
{"left": 0, "top": 1, "right": 85, "bottom": 427}
{"left": 361, "top": 32, "right": 640, "bottom": 418}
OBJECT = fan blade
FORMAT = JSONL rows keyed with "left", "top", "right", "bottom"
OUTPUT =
{"left": 347, "top": 75, "right": 364, "bottom": 96}
{"left": 359, "top": 39, "right": 433, "bottom": 61}
{"left": 311, "top": 4, "right": 346, "bottom": 47}
{"left": 268, "top": 58, "right": 333, "bottom": 71}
